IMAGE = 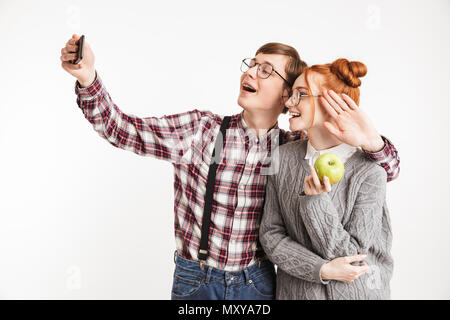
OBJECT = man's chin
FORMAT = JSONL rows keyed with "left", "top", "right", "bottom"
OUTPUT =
{"left": 238, "top": 95, "right": 259, "bottom": 110}
{"left": 237, "top": 96, "right": 250, "bottom": 110}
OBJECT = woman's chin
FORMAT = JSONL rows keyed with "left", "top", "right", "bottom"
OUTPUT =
{"left": 289, "top": 117, "right": 305, "bottom": 131}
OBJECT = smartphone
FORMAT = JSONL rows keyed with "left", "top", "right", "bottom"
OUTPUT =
{"left": 73, "top": 35, "right": 85, "bottom": 64}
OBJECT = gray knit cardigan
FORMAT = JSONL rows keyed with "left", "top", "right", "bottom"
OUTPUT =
{"left": 259, "top": 140, "right": 393, "bottom": 300}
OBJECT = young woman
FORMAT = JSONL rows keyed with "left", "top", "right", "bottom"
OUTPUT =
{"left": 260, "top": 58, "right": 393, "bottom": 300}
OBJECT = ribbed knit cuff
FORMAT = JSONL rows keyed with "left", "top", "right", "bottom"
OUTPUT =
{"left": 315, "top": 259, "right": 330, "bottom": 285}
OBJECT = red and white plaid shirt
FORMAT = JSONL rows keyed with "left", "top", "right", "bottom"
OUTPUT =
{"left": 75, "top": 73, "right": 400, "bottom": 271}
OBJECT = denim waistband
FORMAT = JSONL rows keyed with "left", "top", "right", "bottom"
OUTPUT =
{"left": 173, "top": 251, "right": 274, "bottom": 285}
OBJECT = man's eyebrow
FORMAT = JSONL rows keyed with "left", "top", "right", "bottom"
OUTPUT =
{"left": 254, "top": 58, "right": 274, "bottom": 66}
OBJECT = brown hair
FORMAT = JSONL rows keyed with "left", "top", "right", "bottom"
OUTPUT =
{"left": 256, "top": 42, "right": 307, "bottom": 113}
{"left": 303, "top": 58, "right": 367, "bottom": 128}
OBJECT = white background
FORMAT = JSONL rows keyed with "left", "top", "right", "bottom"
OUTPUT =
{"left": 0, "top": 0, "right": 449, "bottom": 299}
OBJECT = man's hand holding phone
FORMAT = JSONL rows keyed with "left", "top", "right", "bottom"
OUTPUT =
{"left": 60, "top": 34, "right": 96, "bottom": 88}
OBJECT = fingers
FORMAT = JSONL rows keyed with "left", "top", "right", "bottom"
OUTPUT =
{"left": 328, "top": 90, "right": 351, "bottom": 112}
{"left": 345, "top": 254, "right": 368, "bottom": 264}
{"left": 70, "top": 34, "right": 81, "bottom": 43}
{"left": 60, "top": 52, "right": 77, "bottom": 62}
{"left": 346, "top": 265, "right": 368, "bottom": 282}
{"left": 345, "top": 255, "right": 369, "bottom": 282}
{"left": 353, "top": 263, "right": 369, "bottom": 276}
{"left": 304, "top": 167, "right": 331, "bottom": 195}
{"left": 341, "top": 265, "right": 368, "bottom": 283}
{"left": 61, "top": 37, "right": 79, "bottom": 63}
{"left": 320, "top": 95, "right": 338, "bottom": 119}
{"left": 323, "top": 176, "right": 331, "bottom": 192}
{"left": 310, "top": 166, "right": 321, "bottom": 188}
{"left": 61, "top": 61, "right": 82, "bottom": 70}
{"left": 304, "top": 174, "right": 318, "bottom": 196}
{"left": 65, "top": 43, "right": 78, "bottom": 53}
{"left": 341, "top": 93, "right": 358, "bottom": 110}
{"left": 304, "top": 176, "right": 313, "bottom": 194}
{"left": 322, "top": 89, "right": 344, "bottom": 115}
{"left": 64, "top": 34, "right": 80, "bottom": 53}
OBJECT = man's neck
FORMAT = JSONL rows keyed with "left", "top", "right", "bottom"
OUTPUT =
{"left": 242, "top": 109, "right": 279, "bottom": 137}
{"left": 308, "top": 126, "right": 343, "bottom": 151}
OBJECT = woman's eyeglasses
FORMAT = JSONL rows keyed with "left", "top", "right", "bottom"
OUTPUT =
{"left": 283, "top": 89, "right": 322, "bottom": 106}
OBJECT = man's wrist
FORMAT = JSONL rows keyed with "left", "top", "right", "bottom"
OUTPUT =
{"left": 78, "top": 70, "right": 97, "bottom": 88}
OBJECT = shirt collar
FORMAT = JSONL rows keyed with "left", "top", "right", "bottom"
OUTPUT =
{"left": 238, "top": 111, "right": 280, "bottom": 147}
{"left": 305, "top": 141, "right": 357, "bottom": 165}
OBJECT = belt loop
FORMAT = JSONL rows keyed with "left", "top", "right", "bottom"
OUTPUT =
{"left": 205, "top": 266, "right": 212, "bottom": 284}
{"left": 243, "top": 268, "right": 251, "bottom": 286}
{"left": 199, "top": 260, "right": 206, "bottom": 271}
{"left": 173, "top": 250, "right": 177, "bottom": 264}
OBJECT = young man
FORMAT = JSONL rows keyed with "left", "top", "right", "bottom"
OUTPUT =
{"left": 60, "top": 35, "right": 400, "bottom": 300}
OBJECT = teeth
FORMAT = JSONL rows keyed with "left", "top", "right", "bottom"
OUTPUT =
{"left": 289, "top": 112, "right": 301, "bottom": 117}
{"left": 243, "top": 83, "right": 255, "bottom": 90}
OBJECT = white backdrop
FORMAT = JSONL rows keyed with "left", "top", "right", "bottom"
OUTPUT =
{"left": 0, "top": 0, "right": 449, "bottom": 299}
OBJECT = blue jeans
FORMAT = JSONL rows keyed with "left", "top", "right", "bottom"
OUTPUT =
{"left": 171, "top": 251, "right": 276, "bottom": 300}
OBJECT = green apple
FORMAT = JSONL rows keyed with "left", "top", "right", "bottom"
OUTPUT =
{"left": 313, "top": 153, "right": 345, "bottom": 185}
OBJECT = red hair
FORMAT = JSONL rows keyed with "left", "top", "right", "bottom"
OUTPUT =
{"left": 304, "top": 58, "right": 367, "bottom": 128}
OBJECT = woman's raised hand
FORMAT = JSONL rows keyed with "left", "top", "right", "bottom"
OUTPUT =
{"left": 320, "top": 89, "right": 385, "bottom": 153}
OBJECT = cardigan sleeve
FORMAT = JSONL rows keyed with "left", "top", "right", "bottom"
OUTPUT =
{"left": 260, "top": 174, "right": 330, "bottom": 284}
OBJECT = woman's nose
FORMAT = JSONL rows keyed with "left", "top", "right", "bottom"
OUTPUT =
{"left": 285, "top": 96, "right": 294, "bottom": 108}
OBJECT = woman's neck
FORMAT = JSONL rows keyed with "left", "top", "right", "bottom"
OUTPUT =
{"left": 242, "top": 109, "right": 279, "bottom": 137}
{"left": 308, "top": 125, "right": 343, "bottom": 151}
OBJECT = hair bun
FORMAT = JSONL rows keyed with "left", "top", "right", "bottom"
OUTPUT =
{"left": 330, "top": 59, "right": 367, "bottom": 88}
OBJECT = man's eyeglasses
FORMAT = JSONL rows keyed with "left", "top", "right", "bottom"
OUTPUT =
{"left": 241, "top": 58, "right": 291, "bottom": 86}
{"left": 283, "top": 89, "right": 322, "bottom": 106}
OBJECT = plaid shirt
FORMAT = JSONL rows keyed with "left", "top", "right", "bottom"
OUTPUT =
{"left": 75, "top": 73, "right": 400, "bottom": 271}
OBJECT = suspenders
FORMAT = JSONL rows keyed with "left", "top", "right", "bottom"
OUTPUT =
{"left": 197, "top": 116, "right": 284, "bottom": 270}
{"left": 198, "top": 116, "right": 231, "bottom": 270}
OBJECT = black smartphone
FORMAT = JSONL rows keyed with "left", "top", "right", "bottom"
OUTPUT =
{"left": 73, "top": 35, "right": 85, "bottom": 64}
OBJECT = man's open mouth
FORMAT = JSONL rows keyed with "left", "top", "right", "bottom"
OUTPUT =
{"left": 242, "top": 83, "right": 257, "bottom": 93}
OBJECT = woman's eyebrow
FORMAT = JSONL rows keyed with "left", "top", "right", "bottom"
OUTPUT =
{"left": 293, "top": 86, "right": 309, "bottom": 90}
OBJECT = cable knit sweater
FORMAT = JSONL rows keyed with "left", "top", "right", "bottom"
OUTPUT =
{"left": 260, "top": 140, "right": 393, "bottom": 300}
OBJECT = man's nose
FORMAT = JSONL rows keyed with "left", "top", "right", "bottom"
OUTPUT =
{"left": 246, "top": 65, "right": 258, "bottom": 78}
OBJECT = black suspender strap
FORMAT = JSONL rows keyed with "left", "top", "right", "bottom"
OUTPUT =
{"left": 198, "top": 116, "right": 231, "bottom": 270}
